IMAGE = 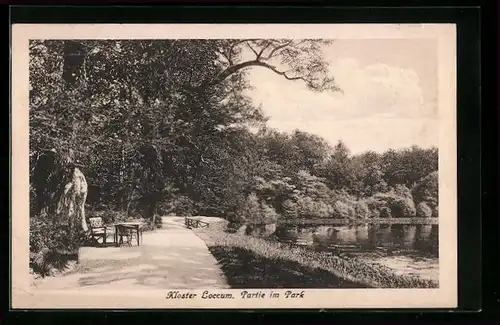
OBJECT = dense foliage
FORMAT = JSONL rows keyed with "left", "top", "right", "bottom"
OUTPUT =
{"left": 29, "top": 40, "right": 438, "bottom": 272}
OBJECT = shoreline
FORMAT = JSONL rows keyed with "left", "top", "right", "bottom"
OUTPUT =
{"left": 275, "top": 218, "right": 439, "bottom": 226}
{"left": 194, "top": 228, "right": 438, "bottom": 289}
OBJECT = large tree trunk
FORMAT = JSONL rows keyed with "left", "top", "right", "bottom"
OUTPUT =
{"left": 32, "top": 150, "right": 89, "bottom": 233}
{"left": 55, "top": 167, "right": 89, "bottom": 232}
{"left": 145, "top": 191, "right": 160, "bottom": 226}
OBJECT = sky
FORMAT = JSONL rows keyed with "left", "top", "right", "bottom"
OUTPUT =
{"left": 245, "top": 39, "right": 438, "bottom": 154}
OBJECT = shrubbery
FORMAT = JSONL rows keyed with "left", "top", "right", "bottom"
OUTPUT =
{"left": 364, "top": 188, "right": 416, "bottom": 218}
{"left": 331, "top": 191, "right": 371, "bottom": 219}
{"left": 281, "top": 199, "right": 299, "bottom": 219}
{"left": 412, "top": 172, "right": 438, "bottom": 204}
{"left": 412, "top": 172, "right": 439, "bottom": 218}
{"left": 379, "top": 207, "right": 392, "bottom": 218}
{"left": 296, "top": 196, "right": 334, "bottom": 219}
{"left": 416, "top": 202, "right": 433, "bottom": 218}
{"left": 354, "top": 200, "right": 370, "bottom": 219}
{"left": 160, "top": 195, "right": 196, "bottom": 216}
{"left": 332, "top": 200, "right": 355, "bottom": 219}
{"left": 87, "top": 210, "right": 127, "bottom": 224}
{"left": 30, "top": 215, "right": 84, "bottom": 276}
{"left": 240, "top": 193, "right": 279, "bottom": 223}
{"left": 241, "top": 176, "right": 436, "bottom": 221}
{"left": 432, "top": 205, "right": 439, "bottom": 218}
{"left": 391, "top": 197, "right": 417, "bottom": 218}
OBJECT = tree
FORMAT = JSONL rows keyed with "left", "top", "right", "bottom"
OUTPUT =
{"left": 416, "top": 202, "right": 433, "bottom": 218}
{"left": 30, "top": 39, "right": 342, "bottom": 228}
{"left": 30, "top": 40, "right": 255, "bottom": 223}
{"left": 210, "top": 39, "right": 341, "bottom": 92}
{"left": 381, "top": 146, "right": 438, "bottom": 188}
{"left": 351, "top": 151, "right": 387, "bottom": 197}
{"left": 316, "top": 140, "right": 357, "bottom": 191}
{"left": 290, "top": 130, "right": 332, "bottom": 171}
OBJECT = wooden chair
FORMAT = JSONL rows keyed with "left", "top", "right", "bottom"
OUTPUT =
{"left": 87, "top": 217, "right": 113, "bottom": 247}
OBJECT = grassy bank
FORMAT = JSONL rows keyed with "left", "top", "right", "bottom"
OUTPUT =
{"left": 195, "top": 228, "right": 438, "bottom": 289}
{"left": 277, "top": 218, "right": 439, "bottom": 226}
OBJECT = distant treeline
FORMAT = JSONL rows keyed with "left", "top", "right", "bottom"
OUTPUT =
{"left": 223, "top": 133, "right": 438, "bottom": 223}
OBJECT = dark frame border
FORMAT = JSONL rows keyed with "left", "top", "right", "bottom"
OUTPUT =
{"left": 7, "top": 3, "right": 492, "bottom": 324}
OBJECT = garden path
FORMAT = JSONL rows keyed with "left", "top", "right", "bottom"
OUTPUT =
{"left": 31, "top": 216, "right": 229, "bottom": 292}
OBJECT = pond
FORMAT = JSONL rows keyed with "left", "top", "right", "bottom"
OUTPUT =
{"left": 227, "top": 222, "right": 439, "bottom": 282}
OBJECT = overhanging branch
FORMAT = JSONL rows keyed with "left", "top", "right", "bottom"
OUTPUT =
{"left": 262, "top": 40, "right": 294, "bottom": 60}
{"left": 208, "top": 60, "right": 311, "bottom": 88}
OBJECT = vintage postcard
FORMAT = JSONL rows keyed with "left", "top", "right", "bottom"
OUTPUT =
{"left": 11, "top": 23, "right": 457, "bottom": 309}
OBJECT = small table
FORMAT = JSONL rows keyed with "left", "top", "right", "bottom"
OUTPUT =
{"left": 114, "top": 222, "right": 144, "bottom": 247}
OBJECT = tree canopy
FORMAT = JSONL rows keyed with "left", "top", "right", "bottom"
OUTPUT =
{"left": 30, "top": 39, "right": 438, "bottom": 225}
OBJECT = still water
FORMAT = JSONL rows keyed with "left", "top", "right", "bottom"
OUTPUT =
{"left": 228, "top": 223, "right": 439, "bottom": 282}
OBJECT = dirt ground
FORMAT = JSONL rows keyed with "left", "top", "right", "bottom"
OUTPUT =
{"left": 31, "top": 216, "right": 229, "bottom": 291}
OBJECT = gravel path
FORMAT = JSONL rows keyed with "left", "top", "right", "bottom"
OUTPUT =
{"left": 32, "top": 216, "right": 228, "bottom": 291}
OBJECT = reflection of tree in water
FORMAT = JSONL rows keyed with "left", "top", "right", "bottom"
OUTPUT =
{"left": 295, "top": 229, "right": 314, "bottom": 246}
{"left": 375, "top": 224, "right": 393, "bottom": 247}
{"left": 238, "top": 222, "right": 438, "bottom": 258}
{"left": 390, "top": 225, "right": 417, "bottom": 249}
{"left": 274, "top": 225, "right": 316, "bottom": 246}
{"left": 330, "top": 226, "right": 357, "bottom": 244}
{"left": 244, "top": 223, "right": 277, "bottom": 238}
{"left": 414, "top": 225, "right": 439, "bottom": 257}
{"left": 403, "top": 225, "right": 418, "bottom": 246}
{"left": 419, "top": 225, "right": 433, "bottom": 240}
{"left": 355, "top": 225, "right": 370, "bottom": 247}
{"left": 386, "top": 224, "right": 438, "bottom": 257}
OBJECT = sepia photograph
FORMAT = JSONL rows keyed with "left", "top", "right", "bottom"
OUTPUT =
{"left": 11, "top": 23, "right": 457, "bottom": 309}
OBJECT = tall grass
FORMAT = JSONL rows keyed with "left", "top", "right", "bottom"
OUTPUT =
{"left": 196, "top": 229, "right": 438, "bottom": 289}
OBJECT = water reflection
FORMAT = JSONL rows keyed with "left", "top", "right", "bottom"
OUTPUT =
{"left": 229, "top": 222, "right": 439, "bottom": 258}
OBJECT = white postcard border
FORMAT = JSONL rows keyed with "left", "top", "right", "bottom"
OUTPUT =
{"left": 11, "top": 23, "right": 457, "bottom": 309}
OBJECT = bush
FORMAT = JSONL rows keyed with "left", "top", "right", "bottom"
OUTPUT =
{"left": 432, "top": 205, "right": 439, "bottom": 218}
{"left": 30, "top": 215, "right": 83, "bottom": 276}
{"left": 393, "top": 184, "right": 413, "bottom": 199}
{"left": 380, "top": 207, "right": 392, "bottom": 218}
{"left": 416, "top": 202, "right": 433, "bottom": 218}
{"left": 296, "top": 196, "right": 334, "bottom": 219}
{"left": 281, "top": 199, "right": 299, "bottom": 218}
{"left": 354, "top": 201, "right": 370, "bottom": 219}
{"left": 412, "top": 172, "right": 438, "bottom": 206}
{"left": 241, "top": 193, "right": 261, "bottom": 221}
{"left": 169, "top": 195, "right": 196, "bottom": 216}
{"left": 364, "top": 196, "right": 385, "bottom": 218}
{"left": 88, "top": 210, "right": 126, "bottom": 224}
{"left": 365, "top": 191, "right": 416, "bottom": 218}
{"left": 332, "top": 200, "right": 355, "bottom": 219}
{"left": 260, "top": 202, "right": 279, "bottom": 222}
{"left": 391, "top": 197, "right": 416, "bottom": 218}
{"left": 240, "top": 193, "right": 279, "bottom": 223}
